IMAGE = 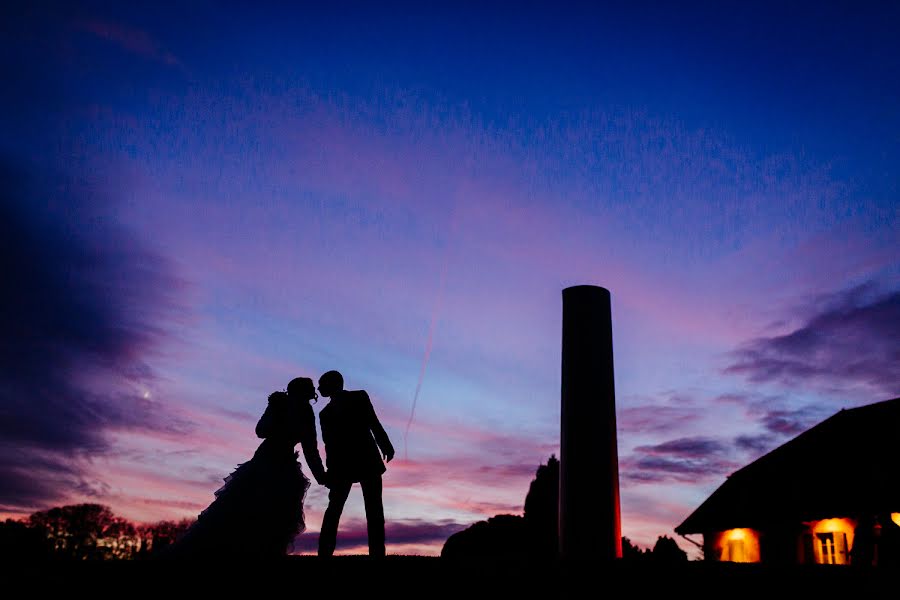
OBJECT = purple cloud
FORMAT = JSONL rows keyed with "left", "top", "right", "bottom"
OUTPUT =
{"left": 715, "top": 392, "right": 833, "bottom": 458}
{"left": 733, "top": 433, "right": 777, "bottom": 457}
{"left": 0, "top": 160, "right": 190, "bottom": 510}
{"left": 716, "top": 391, "right": 834, "bottom": 438}
{"left": 760, "top": 408, "right": 819, "bottom": 436}
{"left": 725, "top": 283, "right": 900, "bottom": 395}
{"left": 634, "top": 437, "right": 729, "bottom": 457}
{"left": 0, "top": 449, "right": 85, "bottom": 508}
{"left": 622, "top": 436, "right": 738, "bottom": 484}
{"left": 290, "top": 518, "right": 467, "bottom": 553}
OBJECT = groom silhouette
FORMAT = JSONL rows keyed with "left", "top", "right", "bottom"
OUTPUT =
{"left": 316, "top": 370, "right": 395, "bottom": 557}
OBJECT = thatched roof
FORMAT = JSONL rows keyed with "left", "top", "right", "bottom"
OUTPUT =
{"left": 676, "top": 397, "right": 900, "bottom": 535}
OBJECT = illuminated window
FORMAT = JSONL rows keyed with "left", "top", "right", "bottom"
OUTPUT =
{"left": 715, "top": 528, "right": 760, "bottom": 563}
{"left": 725, "top": 537, "right": 746, "bottom": 562}
{"left": 810, "top": 519, "right": 854, "bottom": 565}
{"left": 816, "top": 533, "right": 839, "bottom": 564}
{"left": 892, "top": 513, "right": 900, "bottom": 528}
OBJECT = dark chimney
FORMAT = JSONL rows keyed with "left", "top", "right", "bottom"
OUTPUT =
{"left": 559, "top": 285, "right": 622, "bottom": 560}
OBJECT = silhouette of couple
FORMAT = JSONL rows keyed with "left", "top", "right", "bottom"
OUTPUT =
{"left": 171, "top": 370, "right": 394, "bottom": 559}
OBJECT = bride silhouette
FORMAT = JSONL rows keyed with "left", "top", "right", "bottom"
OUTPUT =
{"left": 169, "top": 377, "right": 327, "bottom": 558}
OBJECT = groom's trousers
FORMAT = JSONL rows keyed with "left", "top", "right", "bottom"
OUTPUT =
{"left": 318, "top": 474, "right": 385, "bottom": 557}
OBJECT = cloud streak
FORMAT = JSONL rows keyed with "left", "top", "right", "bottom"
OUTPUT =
{"left": 618, "top": 404, "right": 703, "bottom": 435}
{"left": 621, "top": 436, "right": 738, "bottom": 484}
{"left": 725, "top": 283, "right": 900, "bottom": 396}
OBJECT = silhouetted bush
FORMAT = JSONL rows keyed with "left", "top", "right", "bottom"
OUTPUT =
{"left": 622, "top": 536, "right": 649, "bottom": 561}
{"left": 0, "top": 518, "right": 53, "bottom": 561}
{"left": 651, "top": 535, "right": 688, "bottom": 563}
{"left": 524, "top": 455, "right": 559, "bottom": 558}
{"left": 442, "top": 456, "right": 558, "bottom": 559}
{"left": 442, "top": 514, "right": 530, "bottom": 559}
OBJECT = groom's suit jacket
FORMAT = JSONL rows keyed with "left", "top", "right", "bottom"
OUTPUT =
{"left": 319, "top": 390, "right": 394, "bottom": 483}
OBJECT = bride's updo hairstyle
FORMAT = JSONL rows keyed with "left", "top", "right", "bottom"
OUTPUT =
{"left": 287, "top": 377, "right": 317, "bottom": 403}
{"left": 267, "top": 390, "right": 288, "bottom": 403}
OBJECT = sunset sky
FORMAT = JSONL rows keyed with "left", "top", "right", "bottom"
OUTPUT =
{"left": 1, "top": 2, "right": 897, "bottom": 556}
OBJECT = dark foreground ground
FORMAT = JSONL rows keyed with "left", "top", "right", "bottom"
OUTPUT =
{"left": 14, "top": 556, "right": 897, "bottom": 598}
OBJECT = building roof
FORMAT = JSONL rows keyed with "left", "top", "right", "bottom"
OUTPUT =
{"left": 676, "top": 397, "right": 900, "bottom": 535}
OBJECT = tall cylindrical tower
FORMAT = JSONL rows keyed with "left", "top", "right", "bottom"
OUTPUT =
{"left": 559, "top": 285, "right": 622, "bottom": 559}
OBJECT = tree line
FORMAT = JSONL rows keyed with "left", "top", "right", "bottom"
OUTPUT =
{"left": 0, "top": 503, "right": 194, "bottom": 560}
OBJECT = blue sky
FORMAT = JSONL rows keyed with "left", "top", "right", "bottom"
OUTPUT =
{"left": 1, "top": 1, "right": 897, "bottom": 555}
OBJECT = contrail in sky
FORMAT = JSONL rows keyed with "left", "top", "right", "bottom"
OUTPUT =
{"left": 404, "top": 255, "right": 448, "bottom": 460}
{"left": 403, "top": 182, "right": 468, "bottom": 460}
{"left": 402, "top": 152, "right": 471, "bottom": 459}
